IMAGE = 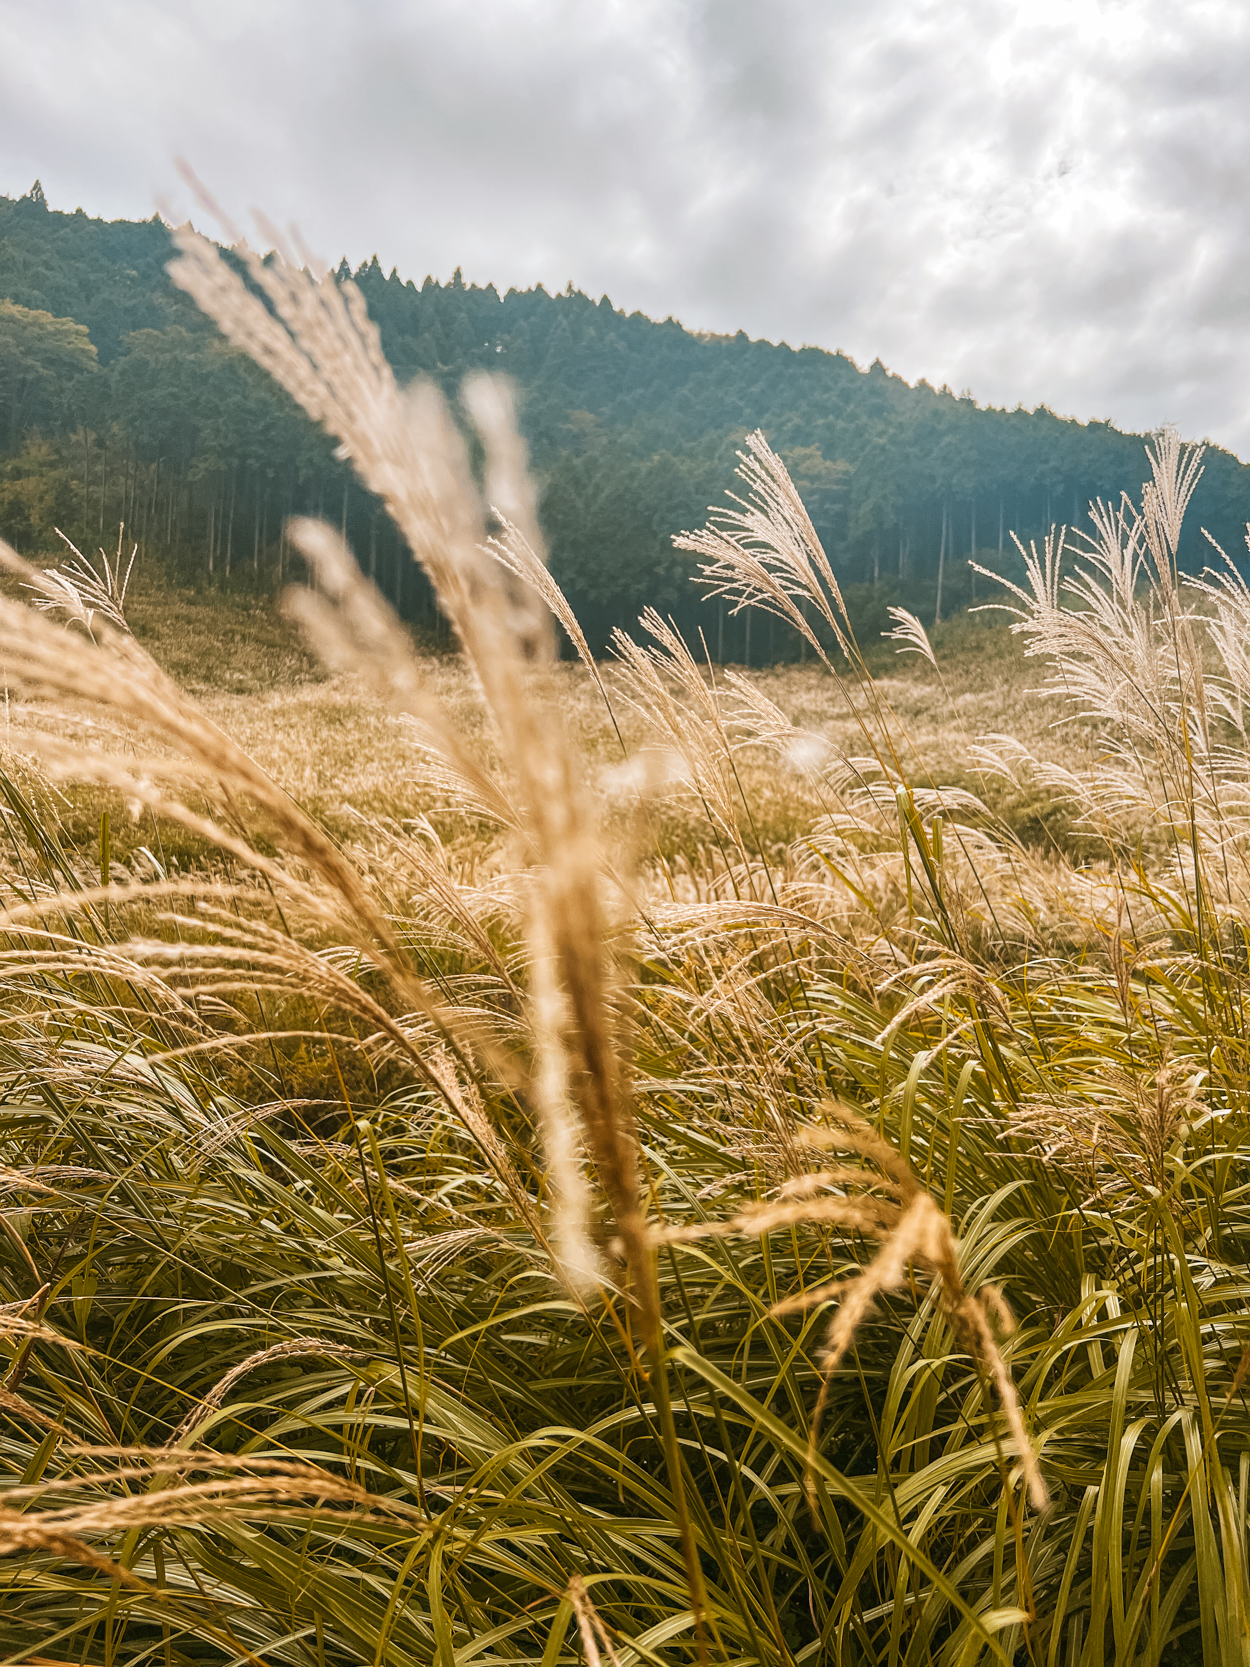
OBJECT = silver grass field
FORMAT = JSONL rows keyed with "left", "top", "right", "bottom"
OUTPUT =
{"left": 0, "top": 224, "right": 1246, "bottom": 1666}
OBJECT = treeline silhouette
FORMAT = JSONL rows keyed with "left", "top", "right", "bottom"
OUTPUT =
{"left": 4, "top": 178, "right": 1250, "bottom": 659}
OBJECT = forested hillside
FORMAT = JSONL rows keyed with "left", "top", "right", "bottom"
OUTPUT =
{"left": 4, "top": 178, "right": 1250, "bottom": 655}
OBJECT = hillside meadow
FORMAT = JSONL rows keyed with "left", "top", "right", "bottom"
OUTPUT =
{"left": 4, "top": 584, "right": 1085, "bottom": 869}
{"left": 0, "top": 222, "right": 1246, "bottom": 1667}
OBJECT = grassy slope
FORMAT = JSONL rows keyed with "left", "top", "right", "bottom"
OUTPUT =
{"left": 3, "top": 583, "right": 1086, "bottom": 873}
{"left": 0, "top": 571, "right": 1233, "bottom": 1666}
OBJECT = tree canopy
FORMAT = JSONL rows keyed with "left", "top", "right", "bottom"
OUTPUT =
{"left": 0, "top": 298, "right": 97, "bottom": 452}
{"left": 3, "top": 183, "right": 1249, "bottom": 655}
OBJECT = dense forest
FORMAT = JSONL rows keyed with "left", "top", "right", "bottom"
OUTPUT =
{"left": 4, "top": 178, "right": 1250, "bottom": 656}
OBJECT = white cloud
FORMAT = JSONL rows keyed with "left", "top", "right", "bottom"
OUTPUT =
{"left": 3, "top": 0, "right": 1249, "bottom": 449}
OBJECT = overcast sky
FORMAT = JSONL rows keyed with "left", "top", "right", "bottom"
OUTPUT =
{"left": 4, "top": 0, "right": 1250, "bottom": 453}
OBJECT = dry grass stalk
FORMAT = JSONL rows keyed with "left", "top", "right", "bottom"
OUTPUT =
{"left": 0, "top": 1386, "right": 67, "bottom": 1434}
{"left": 610, "top": 613, "right": 750, "bottom": 865}
{"left": 674, "top": 431, "right": 852, "bottom": 667}
{"left": 668, "top": 1102, "right": 1053, "bottom": 1512}
{"left": 527, "top": 912, "right": 600, "bottom": 1290}
{"left": 30, "top": 523, "right": 136, "bottom": 636}
{"left": 567, "top": 1574, "right": 624, "bottom": 1667}
{"left": 675, "top": 430, "right": 912, "bottom": 784}
{"left": 168, "top": 221, "right": 645, "bottom": 1308}
{"left": 167, "top": 1337, "right": 364, "bottom": 1447}
{"left": 0, "top": 537, "right": 417, "bottom": 965}
{"left": 1007, "top": 1055, "right": 1201, "bottom": 1205}
{"left": 0, "top": 1511, "right": 149, "bottom": 1589}
{"left": 883, "top": 607, "right": 939, "bottom": 668}
{"left": 461, "top": 374, "right": 554, "bottom": 663}
{"left": 5, "top": 1448, "right": 427, "bottom": 1526}
{"left": 0, "top": 1447, "right": 426, "bottom": 1597}
{"left": 281, "top": 517, "right": 520, "bottom": 832}
{"left": 485, "top": 517, "right": 606, "bottom": 702}
{"left": 425, "top": 1046, "right": 547, "bottom": 1246}
{"left": 969, "top": 432, "right": 1232, "bottom": 889}
{"left": 0, "top": 1314, "right": 84, "bottom": 1350}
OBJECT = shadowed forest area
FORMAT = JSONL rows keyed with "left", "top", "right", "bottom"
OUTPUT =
{"left": 6, "top": 179, "right": 1250, "bottom": 655}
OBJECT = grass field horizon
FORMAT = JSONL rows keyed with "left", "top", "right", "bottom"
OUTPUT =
{"left": 0, "top": 227, "right": 1245, "bottom": 1667}
{"left": 4, "top": 573, "right": 1091, "bottom": 872}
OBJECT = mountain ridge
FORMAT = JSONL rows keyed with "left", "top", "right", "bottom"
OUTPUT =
{"left": 4, "top": 181, "right": 1249, "bottom": 652}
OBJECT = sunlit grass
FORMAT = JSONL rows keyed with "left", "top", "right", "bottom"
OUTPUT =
{"left": 5, "top": 589, "right": 1092, "bottom": 869}
{"left": 0, "top": 233, "right": 1241, "bottom": 1667}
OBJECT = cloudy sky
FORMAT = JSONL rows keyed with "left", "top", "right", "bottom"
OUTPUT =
{"left": 4, "top": 0, "right": 1250, "bottom": 452}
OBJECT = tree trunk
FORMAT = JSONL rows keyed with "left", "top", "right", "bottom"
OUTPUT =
{"left": 935, "top": 498, "right": 948, "bottom": 626}
{"left": 998, "top": 494, "right": 1004, "bottom": 556}
{"left": 226, "top": 471, "right": 236, "bottom": 579}
{"left": 969, "top": 498, "right": 977, "bottom": 600}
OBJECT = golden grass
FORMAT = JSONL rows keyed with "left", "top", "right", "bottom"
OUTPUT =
{"left": 0, "top": 229, "right": 1235, "bottom": 1665}
{"left": 3, "top": 587, "right": 1093, "bottom": 867}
